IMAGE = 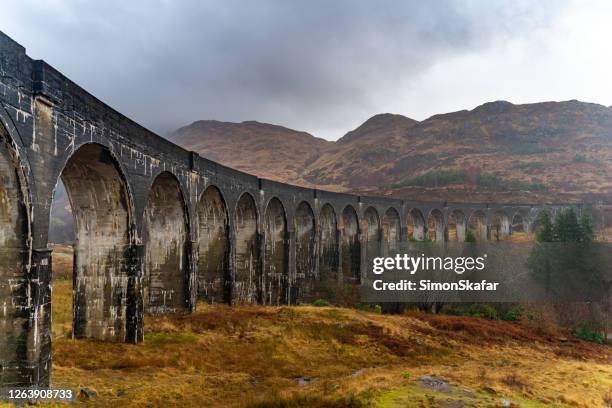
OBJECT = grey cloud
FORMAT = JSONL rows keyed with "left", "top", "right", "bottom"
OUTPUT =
{"left": 0, "top": 0, "right": 568, "bottom": 139}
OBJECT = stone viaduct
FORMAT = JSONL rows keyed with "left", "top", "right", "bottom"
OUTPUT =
{"left": 0, "top": 32, "right": 582, "bottom": 388}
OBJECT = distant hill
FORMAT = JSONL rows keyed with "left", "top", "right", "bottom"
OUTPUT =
{"left": 168, "top": 100, "right": 612, "bottom": 204}
{"left": 169, "top": 120, "right": 332, "bottom": 188}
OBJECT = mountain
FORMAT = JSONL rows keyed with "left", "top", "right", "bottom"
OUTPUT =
{"left": 170, "top": 120, "right": 332, "bottom": 187}
{"left": 168, "top": 100, "right": 612, "bottom": 204}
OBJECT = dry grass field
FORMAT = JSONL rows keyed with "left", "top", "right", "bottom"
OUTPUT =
{"left": 5, "top": 248, "right": 611, "bottom": 407}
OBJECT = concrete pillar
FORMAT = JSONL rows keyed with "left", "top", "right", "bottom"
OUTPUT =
{"left": 126, "top": 243, "right": 144, "bottom": 343}
{"left": 400, "top": 225, "right": 408, "bottom": 242}
{"left": 287, "top": 228, "right": 296, "bottom": 305}
{"left": 29, "top": 248, "right": 53, "bottom": 387}
{"left": 185, "top": 239, "right": 198, "bottom": 312}
{"left": 335, "top": 226, "right": 343, "bottom": 286}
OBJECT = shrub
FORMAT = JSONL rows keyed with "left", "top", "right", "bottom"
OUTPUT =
{"left": 444, "top": 304, "right": 498, "bottom": 320}
{"left": 466, "top": 304, "right": 498, "bottom": 319}
{"left": 312, "top": 299, "right": 330, "bottom": 307}
{"left": 572, "top": 327, "right": 605, "bottom": 344}
{"left": 501, "top": 305, "right": 523, "bottom": 321}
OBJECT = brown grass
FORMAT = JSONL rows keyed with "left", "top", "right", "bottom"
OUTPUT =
{"left": 43, "top": 281, "right": 612, "bottom": 407}
{"left": 45, "top": 254, "right": 612, "bottom": 407}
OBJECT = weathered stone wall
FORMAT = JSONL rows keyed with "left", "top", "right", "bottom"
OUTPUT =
{"left": 0, "top": 31, "right": 588, "bottom": 388}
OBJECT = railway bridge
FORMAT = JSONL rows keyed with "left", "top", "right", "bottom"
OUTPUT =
{"left": 0, "top": 32, "right": 581, "bottom": 387}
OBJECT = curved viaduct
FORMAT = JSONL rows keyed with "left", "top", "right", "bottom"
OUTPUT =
{"left": 0, "top": 32, "right": 585, "bottom": 387}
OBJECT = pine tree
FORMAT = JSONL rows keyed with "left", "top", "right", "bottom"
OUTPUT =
{"left": 579, "top": 211, "right": 594, "bottom": 242}
{"left": 536, "top": 211, "right": 554, "bottom": 242}
{"left": 554, "top": 208, "right": 581, "bottom": 242}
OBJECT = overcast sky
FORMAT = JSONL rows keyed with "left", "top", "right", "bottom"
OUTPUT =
{"left": 1, "top": 0, "right": 611, "bottom": 140}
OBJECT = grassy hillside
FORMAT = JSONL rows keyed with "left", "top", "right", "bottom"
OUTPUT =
{"left": 46, "top": 251, "right": 612, "bottom": 407}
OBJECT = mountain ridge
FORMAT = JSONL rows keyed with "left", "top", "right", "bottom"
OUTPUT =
{"left": 168, "top": 99, "right": 612, "bottom": 203}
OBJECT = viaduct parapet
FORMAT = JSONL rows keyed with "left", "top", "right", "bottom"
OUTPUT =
{"left": 0, "top": 31, "right": 586, "bottom": 388}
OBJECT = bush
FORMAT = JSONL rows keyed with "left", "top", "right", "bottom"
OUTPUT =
{"left": 444, "top": 304, "right": 498, "bottom": 320}
{"left": 357, "top": 303, "right": 382, "bottom": 314}
{"left": 572, "top": 327, "right": 605, "bottom": 344}
{"left": 466, "top": 304, "right": 498, "bottom": 319}
{"left": 312, "top": 299, "right": 330, "bottom": 307}
{"left": 501, "top": 305, "right": 523, "bottom": 321}
{"left": 465, "top": 230, "right": 477, "bottom": 242}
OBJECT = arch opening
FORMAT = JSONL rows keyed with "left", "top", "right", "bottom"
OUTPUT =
{"left": 262, "top": 198, "right": 288, "bottom": 305}
{"left": 0, "top": 124, "right": 30, "bottom": 374}
{"left": 144, "top": 172, "right": 189, "bottom": 313}
{"left": 340, "top": 205, "right": 360, "bottom": 283}
{"left": 511, "top": 212, "right": 530, "bottom": 241}
{"left": 382, "top": 208, "right": 400, "bottom": 255}
{"left": 234, "top": 193, "right": 258, "bottom": 304}
{"left": 491, "top": 211, "right": 511, "bottom": 241}
{"left": 427, "top": 209, "right": 445, "bottom": 243}
{"left": 448, "top": 210, "right": 466, "bottom": 242}
{"left": 54, "top": 143, "right": 132, "bottom": 340}
{"left": 361, "top": 206, "right": 381, "bottom": 257}
{"left": 197, "top": 185, "right": 230, "bottom": 304}
{"left": 294, "top": 201, "right": 315, "bottom": 302}
{"left": 318, "top": 204, "right": 338, "bottom": 298}
{"left": 468, "top": 211, "right": 488, "bottom": 242}
{"left": 407, "top": 208, "right": 425, "bottom": 241}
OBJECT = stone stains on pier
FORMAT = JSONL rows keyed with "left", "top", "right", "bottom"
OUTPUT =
{"left": 196, "top": 185, "right": 230, "bottom": 304}
{"left": 144, "top": 172, "right": 188, "bottom": 313}
{"left": 61, "top": 143, "right": 131, "bottom": 341}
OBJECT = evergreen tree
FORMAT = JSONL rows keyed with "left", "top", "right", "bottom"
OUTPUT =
{"left": 579, "top": 211, "right": 594, "bottom": 242}
{"left": 554, "top": 208, "right": 581, "bottom": 242}
{"left": 536, "top": 211, "right": 554, "bottom": 242}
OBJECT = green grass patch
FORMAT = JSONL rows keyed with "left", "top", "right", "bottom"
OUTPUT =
{"left": 510, "top": 143, "right": 550, "bottom": 155}
{"left": 312, "top": 299, "right": 331, "bottom": 307}
{"left": 573, "top": 154, "right": 588, "bottom": 163}
{"left": 392, "top": 170, "right": 467, "bottom": 188}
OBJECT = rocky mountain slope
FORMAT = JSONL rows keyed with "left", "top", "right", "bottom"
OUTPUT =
{"left": 170, "top": 120, "right": 331, "bottom": 187}
{"left": 168, "top": 100, "right": 612, "bottom": 204}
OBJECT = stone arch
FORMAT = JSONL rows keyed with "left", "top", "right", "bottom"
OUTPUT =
{"left": 144, "top": 171, "right": 189, "bottom": 313}
{"left": 407, "top": 208, "right": 425, "bottom": 241}
{"left": 382, "top": 207, "right": 400, "bottom": 255}
{"left": 447, "top": 209, "right": 466, "bottom": 242}
{"left": 468, "top": 210, "right": 488, "bottom": 241}
{"left": 511, "top": 211, "right": 528, "bottom": 234}
{"left": 509, "top": 210, "right": 530, "bottom": 242}
{"left": 318, "top": 203, "right": 338, "bottom": 293}
{"left": 362, "top": 206, "right": 381, "bottom": 262}
{"left": 233, "top": 192, "right": 259, "bottom": 304}
{"left": 57, "top": 143, "right": 134, "bottom": 340}
{"left": 340, "top": 205, "right": 360, "bottom": 282}
{"left": 427, "top": 209, "right": 445, "bottom": 243}
{"left": 0, "top": 122, "right": 31, "bottom": 379}
{"left": 197, "top": 185, "right": 230, "bottom": 304}
{"left": 294, "top": 201, "right": 316, "bottom": 302}
{"left": 530, "top": 209, "right": 550, "bottom": 235}
{"left": 262, "top": 197, "right": 288, "bottom": 305}
{"left": 491, "top": 211, "right": 511, "bottom": 241}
